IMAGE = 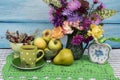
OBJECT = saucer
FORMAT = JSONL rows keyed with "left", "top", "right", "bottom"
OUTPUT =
{"left": 12, "top": 57, "right": 45, "bottom": 70}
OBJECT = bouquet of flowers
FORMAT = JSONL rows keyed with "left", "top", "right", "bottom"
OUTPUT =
{"left": 43, "top": 0, "right": 117, "bottom": 59}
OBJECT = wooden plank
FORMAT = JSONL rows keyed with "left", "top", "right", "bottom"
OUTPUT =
{"left": 103, "top": 24, "right": 120, "bottom": 48}
{"left": 0, "top": 0, "right": 49, "bottom": 21}
{"left": 0, "top": 23, "right": 120, "bottom": 48}
{"left": 102, "top": 13, "right": 120, "bottom": 23}
{"left": 0, "top": 22, "right": 52, "bottom": 48}
{"left": 0, "top": 0, "right": 119, "bottom": 23}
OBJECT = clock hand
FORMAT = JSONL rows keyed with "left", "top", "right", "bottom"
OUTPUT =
{"left": 95, "top": 50, "right": 103, "bottom": 57}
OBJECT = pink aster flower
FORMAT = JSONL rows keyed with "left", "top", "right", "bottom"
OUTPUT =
{"left": 72, "top": 20, "right": 81, "bottom": 30}
{"left": 93, "top": 0, "right": 99, "bottom": 4}
{"left": 97, "top": 2, "right": 105, "bottom": 10}
{"left": 62, "top": 21, "right": 74, "bottom": 34}
{"left": 65, "top": 20, "right": 83, "bottom": 31}
{"left": 79, "top": 26, "right": 84, "bottom": 31}
{"left": 67, "top": 0, "right": 81, "bottom": 11}
{"left": 90, "top": 14, "right": 101, "bottom": 25}
{"left": 82, "top": 17, "right": 91, "bottom": 29}
{"left": 99, "top": 3, "right": 105, "bottom": 9}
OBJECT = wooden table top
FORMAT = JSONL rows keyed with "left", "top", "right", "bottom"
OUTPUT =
{"left": 0, "top": 49, "right": 120, "bottom": 79}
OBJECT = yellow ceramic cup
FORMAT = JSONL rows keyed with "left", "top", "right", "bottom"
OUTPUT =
{"left": 20, "top": 45, "right": 44, "bottom": 68}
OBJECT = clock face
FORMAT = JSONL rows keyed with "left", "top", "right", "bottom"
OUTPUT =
{"left": 88, "top": 43, "right": 111, "bottom": 64}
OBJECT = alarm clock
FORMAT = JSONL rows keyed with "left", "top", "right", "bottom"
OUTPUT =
{"left": 88, "top": 43, "right": 111, "bottom": 64}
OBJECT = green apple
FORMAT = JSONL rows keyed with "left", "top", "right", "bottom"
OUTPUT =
{"left": 34, "top": 37, "right": 47, "bottom": 49}
{"left": 48, "top": 39, "right": 62, "bottom": 50}
{"left": 44, "top": 48, "right": 58, "bottom": 60}
{"left": 42, "top": 29, "right": 52, "bottom": 42}
{"left": 53, "top": 48, "right": 74, "bottom": 65}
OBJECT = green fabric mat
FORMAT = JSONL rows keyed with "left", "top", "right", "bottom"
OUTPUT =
{"left": 2, "top": 53, "right": 119, "bottom": 80}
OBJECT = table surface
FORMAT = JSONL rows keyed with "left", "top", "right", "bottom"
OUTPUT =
{"left": 0, "top": 49, "right": 120, "bottom": 80}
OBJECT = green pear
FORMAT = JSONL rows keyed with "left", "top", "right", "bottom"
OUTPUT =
{"left": 53, "top": 48, "right": 74, "bottom": 66}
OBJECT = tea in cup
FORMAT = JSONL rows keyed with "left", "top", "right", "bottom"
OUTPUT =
{"left": 20, "top": 45, "right": 44, "bottom": 68}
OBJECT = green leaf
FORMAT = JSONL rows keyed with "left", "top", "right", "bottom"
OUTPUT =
{"left": 42, "top": 0, "right": 62, "bottom": 8}
{"left": 109, "top": 37, "right": 120, "bottom": 42}
{"left": 93, "top": 9, "right": 117, "bottom": 20}
{"left": 99, "top": 37, "right": 120, "bottom": 43}
{"left": 99, "top": 37, "right": 108, "bottom": 43}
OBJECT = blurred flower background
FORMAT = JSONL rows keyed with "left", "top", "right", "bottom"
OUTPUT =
{"left": 43, "top": 0, "right": 117, "bottom": 46}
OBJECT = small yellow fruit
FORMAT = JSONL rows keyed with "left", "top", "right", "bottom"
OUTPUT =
{"left": 34, "top": 37, "right": 47, "bottom": 49}
{"left": 48, "top": 39, "right": 62, "bottom": 50}
{"left": 42, "top": 29, "right": 52, "bottom": 42}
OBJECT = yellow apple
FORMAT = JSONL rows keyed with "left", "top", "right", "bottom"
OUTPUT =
{"left": 34, "top": 37, "right": 47, "bottom": 49}
{"left": 48, "top": 39, "right": 62, "bottom": 50}
{"left": 42, "top": 29, "right": 52, "bottom": 42}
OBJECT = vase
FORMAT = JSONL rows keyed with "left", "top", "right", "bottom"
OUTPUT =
{"left": 10, "top": 42, "right": 24, "bottom": 58}
{"left": 66, "top": 33, "right": 84, "bottom": 60}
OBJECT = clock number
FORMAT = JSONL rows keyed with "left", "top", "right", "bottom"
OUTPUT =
{"left": 105, "top": 48, "right": 108, "bottom": 52}
{"left": 99, "top": 47, "right": 102, "bottom": 49}
{"left": 92, "top": 47, "right": 95, "bottom": 49}
{"left": 90, "top": 50, "right": 94, "bottom": 53}
{"left": 97, "top": 57, "right": 99, "bottom": 60}
{"left": 101, "top": 59, "right": 103, "bottom": 61}
{"left": 104, "top": 56, "right": 106, "bottom": 59}
{"left": 105, "top": 53, "right": 108, "bottom": 56}
{"left": 92, "top": 54, "right": 94, "bottom": 57}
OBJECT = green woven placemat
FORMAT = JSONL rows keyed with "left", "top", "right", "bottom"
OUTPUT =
{"left": 2, "top": 53, "right": 119, "bottom": 80}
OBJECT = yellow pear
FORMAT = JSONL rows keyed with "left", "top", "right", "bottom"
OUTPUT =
{"left": 53, "top": 48, "right": 74, "bottom": 66}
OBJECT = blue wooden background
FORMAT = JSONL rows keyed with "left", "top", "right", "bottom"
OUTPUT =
{"left": 0, "top": 0, "right": 120, "bottom": 48}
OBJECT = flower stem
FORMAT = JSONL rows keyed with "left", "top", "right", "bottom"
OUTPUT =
{"left": 83, "top": 42, "right": 89, "bottom": 52}
{"left": 88, "top": 4, "right": 95, "bottom": 16}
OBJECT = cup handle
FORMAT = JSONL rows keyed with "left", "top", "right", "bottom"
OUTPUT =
{"left": 36, "top": 50, "right": 44, "bottom": 62}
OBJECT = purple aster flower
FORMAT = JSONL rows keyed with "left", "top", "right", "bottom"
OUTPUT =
{"left": 67, "top": 14, "right": 83, "bottom": 22}
{"left": 90, "top": 14, "right": 101, "bottom": 25}
{"left": 72, "top": 35, "right": 84, "bottom": 45}
{"left": 82, "top": 17, "right": 91, "bottom": 29}
{"left": 62, "top": 9, "right": 73, "bottom": 16}
{"left": 49, "top": 6, "right": 64, "bottom": 27}
{"left": 83, "top": 36, "right": 93, "bottom": 43}
{"left": 51, "top": 14, "right": 64, "bottom": 27}
{"left": 49, "top": 6, "right": 55, "bottom": 21}
{"left": 61, "top": 0, "right": 67, "bottom": 6}
{"left": 67, "top": 0, "right": 81, "bottom": 11}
